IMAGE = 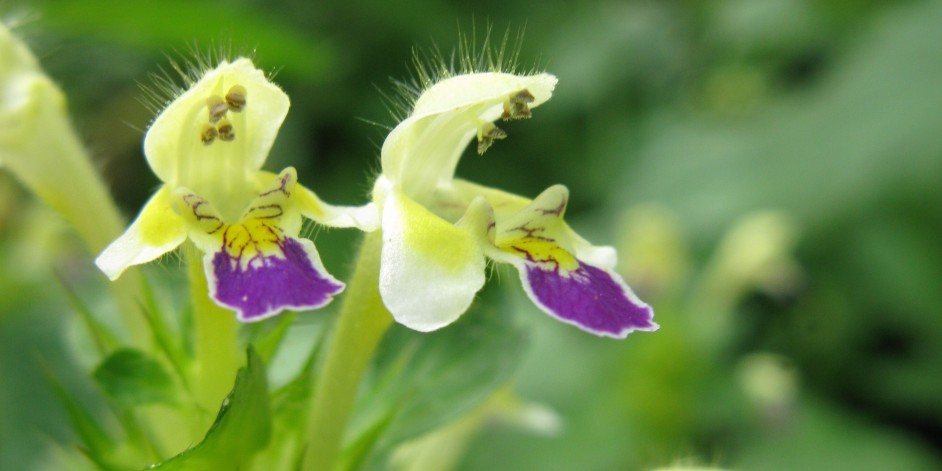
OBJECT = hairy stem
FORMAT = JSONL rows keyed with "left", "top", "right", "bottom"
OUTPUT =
{"left": 303, "top": 231, "right": 393, "bottom": 471}
{"left": 186, "top": 244, "right": 241, "bottom": 411}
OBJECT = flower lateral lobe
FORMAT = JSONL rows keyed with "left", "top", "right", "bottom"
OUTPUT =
{"left": 95, "top": 186, "right": 187, "bottom": 280}
{"left": 179, "top": 168, "right": 344, "bottom": 322}
{"left": 489, "top": 186, "right": 658, "bottom": 338}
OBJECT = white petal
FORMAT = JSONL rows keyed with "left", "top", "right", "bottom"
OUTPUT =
{"left": 379, "top": 189, "right": 485, "bottom": 332}
{"left": 295, "top": 183, "right": 380, "bottom": 231}
{"left": 95, "top": 186, "right": 186, "bottom": 280}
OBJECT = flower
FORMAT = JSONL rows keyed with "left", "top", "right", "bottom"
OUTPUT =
{"left": 372, "top": 70, "right": 657, "bottom": 338}
{"left": 96, "top": 58, "right": 376, "bottom": 321}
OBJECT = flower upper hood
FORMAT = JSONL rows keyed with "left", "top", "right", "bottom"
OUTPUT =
{"left": 382, "top": 72, "right": 555, "bottom": 201}
{"left": 144, "top": 58, "right": 289, "bottom": 221}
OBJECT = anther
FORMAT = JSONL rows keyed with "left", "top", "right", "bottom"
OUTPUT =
{"left": 200, "top": 124, "right": 218, "bottom": 144}
{"left": 207, "top": 95, "right": 228, "bottom": 123}
{"left": 225, "top": 85, "right": 247, "bottom": 112}
{"left": 477, "top": 122, "right": 507, "bottom": 155}
{"left": 217, "top": 120, "right": 235, "bottom": 141}
{"left": 501, "top": 89, "right": 536, "bottom": 121}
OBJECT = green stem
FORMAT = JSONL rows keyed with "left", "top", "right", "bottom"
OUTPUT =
{"left": 186, "top": 244, "right": 241, "bottom": 411}
{"left": 303, "top": 231, "right": 393, "bottom": 471}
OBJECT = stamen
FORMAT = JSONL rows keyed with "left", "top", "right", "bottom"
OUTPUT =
{"left": 225, "top": 84, "right": 247, "bottom": 111}
{"left": 207, "top": 95, "right": 228, "bottom": 123}
{"left": 477, "top": 122, "right": 507, "bottom": 155}
{"left": 217, "top": 119, "right": 235, "bottom": 141}
{"left": 200, "top": 124, "right": 218, "bottom": 144}
{"left": 501, "top": 89, "right": 535, "bottom": 121}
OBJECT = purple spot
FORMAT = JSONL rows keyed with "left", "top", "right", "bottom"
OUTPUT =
{"left": 524, "top": 262, "right": 657, "bottom": 338}
{"left": 210, "top": 238, "right": 344, "bottom": 322}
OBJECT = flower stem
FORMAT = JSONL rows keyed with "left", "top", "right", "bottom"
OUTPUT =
{"left": 303, "top": 231, "right": 393, "bottom": 471}
{"left": 186, "top": 244, "right": 241, "bottom": 411}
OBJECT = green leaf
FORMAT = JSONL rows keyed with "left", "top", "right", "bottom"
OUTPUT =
{"left": 139, "top": 278, "right": 192, "bottom": 391}
{"left": 93, "top": 348, "right": 176, "bottom": 407}
{"left": 40, "top": 358, "right": 120, "bottom": 470}
{"left": 345, "top": 300, "right": 527, "bottom": 469}
{"left": 149, "top": 348, "right": 271, "bottom": 470}
{"left": 246, "top": 333, "right": 323, "bottom": 470}
{"left": 57, "top": 274, "right": 120, "bottom": 356}
{"left": 248, "top": 312, "right": 297, "bottom": 364}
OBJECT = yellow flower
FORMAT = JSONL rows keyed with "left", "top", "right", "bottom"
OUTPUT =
{"left": 96, "top": 58, "right": 376, "bottom": 321}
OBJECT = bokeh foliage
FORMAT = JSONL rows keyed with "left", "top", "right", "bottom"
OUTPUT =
{"left": 1, "top": 0, "right": 940, "bottom": 469}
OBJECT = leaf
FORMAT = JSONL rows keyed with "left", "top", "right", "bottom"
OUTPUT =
{"left": 93, "top": 348, "right": 176, "bottom": 407}
{"left": 149, "top": 348, "right": 271, "bottom": 470}
{"left": 345, "top": 299, "right": 527, "bottom": 469}
{"left": 244, "top": 333, "right": 323, "bottom": 470}
{"left": 248, "top": 312, "right": 297, "bottom": 364}
{"left": 40, "top": 358, "right": 120, "bottom": 471}
{"left": 139, "top": 278, "right": 192, "bottom": 390}
{"left": 57, "top": 273, "right": 120, "bottom": 356}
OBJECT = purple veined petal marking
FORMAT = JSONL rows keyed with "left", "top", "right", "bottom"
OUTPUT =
{"left": 520, "top": 261, "right": 658, "bottom": 338}
{"left": 208, "top": 237, "right": 344, "bottom": 322}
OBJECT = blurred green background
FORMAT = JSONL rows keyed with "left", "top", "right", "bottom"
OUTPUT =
{"left": 2, "top": 0, "right": 941, "bottom": 469}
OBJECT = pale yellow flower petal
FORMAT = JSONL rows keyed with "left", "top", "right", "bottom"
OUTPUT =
{"left": 95, "top": 186, "right": 186, "bottom": 280}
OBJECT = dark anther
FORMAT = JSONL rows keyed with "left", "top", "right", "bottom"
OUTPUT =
{"left": 207, "top": 95, "right": 228, "bottom": 123}
{"left": 217, "top": 120, "right": 235, "bottom": 141}
{"left": 200, "top": 124, "right": 218, "bottom": 144}
{"left": 477, "top": 124, "right": 508, "bottom": 155}
{"left": 226, "top": 85, "right": 247, "bottom": 112}
{"left": 501, "top": 89, "right": 536, "bottom": 121}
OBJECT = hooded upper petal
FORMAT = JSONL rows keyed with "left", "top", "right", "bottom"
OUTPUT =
{"left": 95, "top": 186, "right": 187, "bottom": 280}
{"left": 145, "top": 58, "right": 289, "bottom": 221}
{"left": 381, "top": 72, "right": 557, "bottom": 202}
{"left": 377, "top": 180, "right": 486, "bottom": 332}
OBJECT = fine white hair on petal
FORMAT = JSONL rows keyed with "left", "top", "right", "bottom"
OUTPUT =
{"left": 411, "top": 72, "right": 557, "bottom": 119}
